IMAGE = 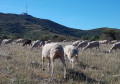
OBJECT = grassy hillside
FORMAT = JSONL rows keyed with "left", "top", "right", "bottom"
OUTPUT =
{"left": 0, "top": 12, "right": 118, "bottom": 41}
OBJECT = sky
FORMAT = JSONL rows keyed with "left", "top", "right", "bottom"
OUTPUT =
{"left": 0, "top": 0, "right": 120, "bottom": 30}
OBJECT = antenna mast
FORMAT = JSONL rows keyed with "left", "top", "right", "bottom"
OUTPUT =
{"left": 21, "top": 0, "right": 29, "bottom": 15}
{"left": 26, "top": 4, "right": 28, "bottom": 14}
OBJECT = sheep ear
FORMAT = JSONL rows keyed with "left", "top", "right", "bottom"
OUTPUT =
{"left": 40, "top": 41, "right": 45, "bottom": 47}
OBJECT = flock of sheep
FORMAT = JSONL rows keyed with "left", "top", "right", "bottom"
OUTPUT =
{"left": 0, "top": 38, "right": 120, "bottom": 78}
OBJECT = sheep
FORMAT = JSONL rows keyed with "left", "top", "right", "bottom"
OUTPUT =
{"left": 71, "top": 40, "right": 75, "bottom": 42}
{"left": 30, "top": 40, "right": 41, "bottom": 50}
{"left": 108, "top": 40, "right": 118, "bottom": 44}
{"left": 99, "top": 40, "right": 108, "bottom": 45}
{"left": 22, "top": 39, "right": 32, "bottom": 46}
{"left": 42, "top": 43, "right": 66, "bottom": 78}
{"left": 109, "top": 42, "right": 120, "bottom": 53}
{"left": 82, "top": 41, "right": 100, "bottom": 51}
{"left": 45, "top": 40, "right": 51, "bottom": 44}
{"left": 2, "top": 39, "right": 13, "bottom": 45}
{"left": 72, "top": 41, "right": 81, "bottom": 47}
{"left": 63, "top": 40, "right": 67, "bottom": 42}
{"left": 64, "top": 45, "right": 78, "bottom": 68}
{"left": 15, "top": 39, "right": 25, "bottom": 44}
{"left": 0, "top": 39, "right": 2, "bottom": 46}
{"left": 77, "top": 41, "right": 88, "bottom": 50}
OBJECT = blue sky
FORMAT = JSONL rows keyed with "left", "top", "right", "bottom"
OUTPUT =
{"left": 0, "top": 0, "right": 120, "bottom": 30}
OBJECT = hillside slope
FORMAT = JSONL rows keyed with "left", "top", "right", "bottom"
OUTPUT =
{"left": 0, "top": 12, "right": 117, "bottom": 41}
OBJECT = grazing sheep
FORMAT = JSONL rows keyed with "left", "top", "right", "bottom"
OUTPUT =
{"left": 64, "top": 45, "right": 78, "bottom": 68}
{"left": 63, "top": 40, "right": 67, "bottom": 42}
{"left": 99, "top": 40, "right": 108, "bottom": 45}
{"left": 2, "top": 39, "right": 13, "bottom": 45}
{"left": 15, "top": 39, "right": 25, "bottom": 44}
{"left": 0, "top": 39, "right": 2, "bottom": 46}
{"left": 77, "top": 41, "right": 88, "bottom": 49}
{"left": 71, "top": 40, "right": 75, "bottom": 42}
{"left": 38, "top": 41, "right": 45, "bottom": 47}
{"left": 108, "top": 40, "right": 118, "bottom": 44}
{"left": 72, "top": 41, "right": 81, "bottom": 47}
{"left": 82, "top": 41, "right": 100, "bottom": 51}
{"left": 30, "top": 40, "right": 41, "bottom": 50}
{"left": 45, "top": 40, "right": 51, "bottom": 44}
{"left": 109, "top": 42, "right": 120, "bottom": 52}
{"left": 42, "top": 43, "right": 66, "bottom": 78}
{"left": 23, "top": 39, "right": 32, "bottom": 46}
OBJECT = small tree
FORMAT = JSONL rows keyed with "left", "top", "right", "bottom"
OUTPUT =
{"left": 81, "top": 36, "right": 89, "bottom": 40}
{"left": 56, "top": 35, "right": 66, "bottom": 42}
{"left": 89, "top": 35, "right": 100, "bottom": 41}
{"left": 11, "top": 33, "right": 21, "bottom": 39}
{"left": 0, "top": 34, "right": 8, "bottom": 39}
{"left": 102, "top": 29, "right": 117, "bottom": 41}
{"left": 40, "top": 35, "right": 50, "bottom": 41}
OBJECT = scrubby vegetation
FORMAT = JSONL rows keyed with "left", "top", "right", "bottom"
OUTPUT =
{"left": 0, "top": 12, "right": 120, "bottom": 41}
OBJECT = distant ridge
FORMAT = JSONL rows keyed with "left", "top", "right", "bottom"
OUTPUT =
{"left": 0, "top": 12, "right": 118, "bottom": 41}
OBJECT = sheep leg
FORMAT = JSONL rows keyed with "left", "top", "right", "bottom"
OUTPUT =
{"left": 51, "top": 58, "right": 54, "bottom": 76}
{"left": 98, "top": 46, "right": 100, "bottom": 51}
{"left": 48, "top": 58, "right": 51, "bottom": 72}
{"left": 60, "top": 57, "right": 66, "bottom": 79}
{"left": 42, "top": 57, "right": 45, "bottom": 71}
{"left": 64, "top": 53, "right": 67, "bottom": 60}
{"left": 75, "top": 55, "right": 78, "bottom": 65}
{"left": 96, "top": 47, "right": 97, "bottom": 50}
{"left": 71, "top": 59, "right": 74, "bottom": 68}
{"left": 30, "top": 43, "right": 32, "bottom": 46}
{"left": 69, "top": 57, "right": 74, "bottom": 68}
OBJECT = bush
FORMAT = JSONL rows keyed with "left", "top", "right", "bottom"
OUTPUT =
{"left": 40, "top": 35, "right": 51, "bottom": 41}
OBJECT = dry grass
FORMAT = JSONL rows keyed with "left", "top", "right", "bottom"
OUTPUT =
{"left": 0, "top": 42, "right": 120, "bottom": 84}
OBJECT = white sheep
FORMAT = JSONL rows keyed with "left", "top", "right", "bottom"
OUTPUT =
{"left": 108, "top": 40, "right": 118, "bottom": 44}
{"left": 15, "top": 39, "right": 25, "bottom": 44}
{"left": 2, "top": 39, "right": 13, "bottom": 44}
{"left": 64, "top": 45, "right": 78, "bottom": 68}
{"left": 63, "top": 40, "right": 67, "bottom": 42}
{"left": 71, "top": 40, "right": 75, "bottom": 42}
{"left": 109, "top": 42, "right": 120, "bottom": 52}
{"left": 99, "top": 40, "right": 108, "bottom": 44}
{"left": 77, "top": 41, "right": 88, "bottom": 49}
{"left": 42, "top": 43, "right": 66, "bottom": 78}
{"left": 45, "top": 40, "right": 51, "bottom": 44}
{"left": 72, "top": 41, "right": 81, "bottom": 47}
{"left": 82, "top": 41, "right": 100, "bottom": 51}
{"left": 30, "top": 40, "right": 41, "bottom": 50}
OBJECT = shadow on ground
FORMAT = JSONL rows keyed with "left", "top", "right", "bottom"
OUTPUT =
{"left": 0, "top": 55, "right": 13, "bottom": 60}
{"left": 65, "top": 69, "right": 104, "bottom": 84}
